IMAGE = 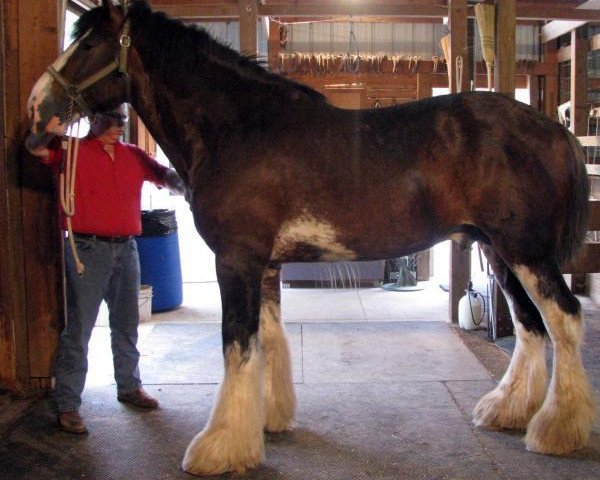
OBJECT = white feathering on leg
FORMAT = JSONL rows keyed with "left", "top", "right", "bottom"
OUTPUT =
{"left": 514, "top": 266, "right": 597, "bottom": 454}
{"left": 473, "top": 322, "right": 547, "bottom": 430}
{"left": 182, "top": 337, "right": 265, "bottom": 476}
{"left": 260, "top": 298, "right": 296, "bottom": 432}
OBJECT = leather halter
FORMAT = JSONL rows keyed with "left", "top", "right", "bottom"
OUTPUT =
{"left": 47, "top": 20, "right": 131, "bottom": 119}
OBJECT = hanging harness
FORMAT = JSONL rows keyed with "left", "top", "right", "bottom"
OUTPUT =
{"left": 49, "top": 15, "right": 131, "bottom": 275}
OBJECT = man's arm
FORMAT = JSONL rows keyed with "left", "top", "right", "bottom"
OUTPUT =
{"left": 129, "top": 144, "right": 187, "bottom": 196}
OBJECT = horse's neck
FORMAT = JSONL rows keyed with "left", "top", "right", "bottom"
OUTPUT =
{"left": 127, "top": 46, "right": 251, "bottom": 182}
{"left": 127, "top": 66, "right": 206, "bottom": 184}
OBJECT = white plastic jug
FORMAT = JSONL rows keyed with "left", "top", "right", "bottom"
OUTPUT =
{"left": 458, "top": 284, "right": 485, "bottom": 330}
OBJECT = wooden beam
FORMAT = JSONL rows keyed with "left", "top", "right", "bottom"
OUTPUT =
{"left": 580, "top": 136, "right": 600, "bottom": 147}
{"left": 448, "top": 0, "right": 469, "bottom": 94}
{"left": 416, "top": 73, "right": 432, "bottom": 100}
{"left": 495, "top": 0, "right": 516, "bottom": 96}
{"left": 239, "top": 0, "right": 257, "bottom": 55}
{"left": 19, "top": 0, "right": 64, "bottom": 389}
{"left": 571, "top": 26, "right": 589, "bottom": 136}
{"left": 152, "top": 3, "right": 239, "bottom": 19}
{"left": 447, "top": 0, "right": 470, "bottom": 324}
{"left": 149, "top": 1, "right": 600, "bottom": 22}
{"left": 515, "top": 5, "right": 600, "bottom": 22}
{"left": 0, "top": 0, "right": 27, "bottom": 394}
{"left": 541, "top": 20, "right": 587, "bottom": 43}
{"left": 267, "top": 16, "right": 281, "bottom": 71}
{"left": 258, "top": 4, "right": 450, "bottom": 18}
{"left": 1, "top": 0, "right": 62, "bottom": 394}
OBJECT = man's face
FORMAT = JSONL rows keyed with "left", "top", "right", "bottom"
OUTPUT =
{"left": 93, "top": 110, "right": 127, "bottom": 144}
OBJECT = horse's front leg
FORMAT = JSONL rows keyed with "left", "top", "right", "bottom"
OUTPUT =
{"left": 260, "top": 267, "right": 296, "bottom": 432}
{"left": 182, "top": 256, "right": 265, "bottom": 476}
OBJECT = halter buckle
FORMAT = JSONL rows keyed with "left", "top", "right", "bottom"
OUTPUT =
{"left": 120, "top": 34, "right": 131, "bottom": 48}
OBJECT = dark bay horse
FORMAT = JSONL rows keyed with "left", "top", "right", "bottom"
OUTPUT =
{"left": 26, "top": 1, "right": 596, "bottom": 475}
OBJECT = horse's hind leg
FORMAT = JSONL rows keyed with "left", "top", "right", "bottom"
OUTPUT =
{"left": 473, "top": 245, "right": 548, "bottom": 430}
{"left": 182, "top": 255, "right": 265, "bottom": 476}
{"left": 260, "top": 267, "right": 296, "bottom": 432}
{"left": 513, "top": 263, "right": 596, "bottom": 454}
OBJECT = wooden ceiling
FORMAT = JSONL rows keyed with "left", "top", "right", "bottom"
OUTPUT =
{"left": 144, "top": 1, "right": 600, "bottom": 22}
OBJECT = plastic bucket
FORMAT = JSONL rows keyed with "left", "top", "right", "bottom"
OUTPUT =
{"left": 138, "top": 284, "right": 153, "bottom": 322}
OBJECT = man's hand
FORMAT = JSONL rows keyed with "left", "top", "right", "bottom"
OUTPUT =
{"left": 164, "top": 168, "right": 187, "bottom": 196}
{"left": 25, "top": 133, "right": 61, "bottom": 163}
{"left": 27, "top": 145, "right": 51, "bottom": 161}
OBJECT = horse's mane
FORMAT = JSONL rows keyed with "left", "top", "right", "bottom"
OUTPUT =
{"left": 74, "top": 1, "right": 325, "bottom": 102}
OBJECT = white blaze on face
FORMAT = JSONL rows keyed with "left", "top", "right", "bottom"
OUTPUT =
{"left": 27, "top": 31, "right": 90, "bottom": 135}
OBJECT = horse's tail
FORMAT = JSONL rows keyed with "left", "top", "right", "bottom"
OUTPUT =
{"left": 557, "top": 129, "right": 590, "bottom": 266}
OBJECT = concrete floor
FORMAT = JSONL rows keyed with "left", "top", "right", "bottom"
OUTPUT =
{"left": 2, "top": 282, "right": 600, "bottom": 480}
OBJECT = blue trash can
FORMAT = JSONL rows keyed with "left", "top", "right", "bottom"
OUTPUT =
{"left": 136, "top": 209, "right": 183, "bottom": 312}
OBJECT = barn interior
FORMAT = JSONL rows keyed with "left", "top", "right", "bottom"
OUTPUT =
{"left": 1, "top": 1, "right": 600, "bottom": 479}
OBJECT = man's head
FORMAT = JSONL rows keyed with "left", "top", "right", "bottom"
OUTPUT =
{"left": 90, "top": 105, "right": 128, "bottom": 144}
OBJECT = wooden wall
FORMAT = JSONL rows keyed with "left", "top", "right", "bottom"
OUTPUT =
{"left": 0, "top": 0, "right": 62, "bottom": 394}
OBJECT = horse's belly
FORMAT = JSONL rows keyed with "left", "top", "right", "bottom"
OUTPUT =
{"left": 271, "top": 212, "right": 357, "bottom": 263}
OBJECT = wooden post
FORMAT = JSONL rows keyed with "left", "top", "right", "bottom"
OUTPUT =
{"left": 494, "top": 0, "right": 516, "bottom": 96}
{"left": 416, "top": 73, "right": 432, "bottom": 100}
{"left": 570, "top": 27, "right": 589, "bottom": 136}
{"left": 267, "top": 16, "right": 281, "bottom": 72}
{"left": 448, "top": 0, "right": 469, "bottom": 94}
{"left": 543, "top": 41, "right": 559, "bottom": 120}
{"left": 1, "top": 0, "right": 62, "bottom": 394}
{"left": 238, "top": 0, "right": 257, "bottom": 55}
{"left": 528, "top": 75, "right": 541, "bottom": 112}
{"left": 570, "top": 26, "right": 589, "bottom": 294}
{"left": 488, "top": 0, "right": 516, "bottom": 336}
{"left": 448, "top": 0, "right": 470, "bottom": 323}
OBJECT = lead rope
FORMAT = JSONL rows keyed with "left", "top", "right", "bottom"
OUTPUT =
{"left": 60, "top": 101, "right": 85, "bottom": 275}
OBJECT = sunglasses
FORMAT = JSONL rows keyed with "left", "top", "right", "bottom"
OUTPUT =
{"left": 103, "top": 112, "right": 128, "bottom": 126}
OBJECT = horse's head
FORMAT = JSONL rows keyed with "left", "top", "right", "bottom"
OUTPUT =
{"left": 26, "top": 0, "right": 129, "bottom": 150}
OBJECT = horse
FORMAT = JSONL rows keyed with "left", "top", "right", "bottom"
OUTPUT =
{"left": 26, "top": 0, "right": 596, "bottom": 475}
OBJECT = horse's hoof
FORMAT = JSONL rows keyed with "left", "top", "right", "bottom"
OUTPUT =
{"left": 473, "top": 389, "right": 540, "bottom": 431}
{"left": 264, "top": 396, "right": 296, "bottom": 433}
{"left": 182, "top": 427, "right": 264, "bottom": 476}
{"left": 525, "top": 398, "right": 596, "bottom": 455}
{"left": 264, "top": 416, "right": 295, "bottom": 433}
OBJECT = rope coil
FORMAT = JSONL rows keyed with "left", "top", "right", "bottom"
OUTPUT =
{"left": 60, "top": 102, "right": 85, "bottom": 275}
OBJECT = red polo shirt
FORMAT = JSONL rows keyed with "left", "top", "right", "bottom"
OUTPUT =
{"left": 42, "top": 137, "right": 170, "bottom": 236}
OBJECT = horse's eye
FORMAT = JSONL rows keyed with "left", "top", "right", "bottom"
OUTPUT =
{"left": 81, "top": 42, "right": 94, "bottom": 51}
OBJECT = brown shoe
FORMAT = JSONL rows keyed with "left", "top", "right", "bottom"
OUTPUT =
{"left": 57, "top": 411, "right": 88, "bottom": 434}
{"left": 117, "top": 388, "right": 159, "bottom": 409}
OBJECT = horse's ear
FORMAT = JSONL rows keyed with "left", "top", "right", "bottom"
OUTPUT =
{"left": 102, "top": 0, "right": 126, "bottom": 31}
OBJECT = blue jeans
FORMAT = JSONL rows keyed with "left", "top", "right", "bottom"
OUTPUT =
{"left": 54, "top": 236, "right": 143, "bottom": 413}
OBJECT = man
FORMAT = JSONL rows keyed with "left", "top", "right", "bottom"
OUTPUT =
{"left": 30, "top": 106, "right": 185, "bottom": 434}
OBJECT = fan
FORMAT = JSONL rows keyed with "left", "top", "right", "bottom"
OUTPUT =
{"left": 382, "top": 255, "right": 424, "bottom": 292}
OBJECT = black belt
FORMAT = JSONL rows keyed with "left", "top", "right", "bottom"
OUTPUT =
{"left": 74, "top": 233, "right": 132, "bottom": 243}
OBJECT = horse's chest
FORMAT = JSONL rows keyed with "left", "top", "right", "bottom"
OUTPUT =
{"left": 271, "top": 213, "right": 357, "bottom": 262}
